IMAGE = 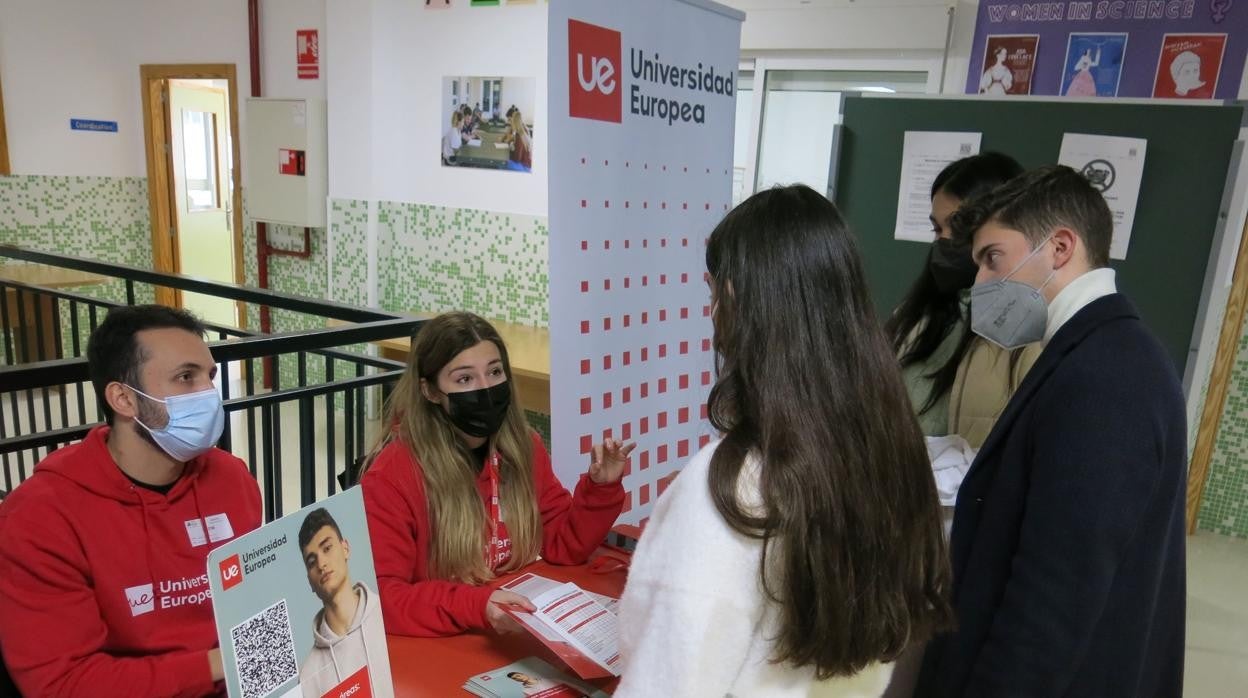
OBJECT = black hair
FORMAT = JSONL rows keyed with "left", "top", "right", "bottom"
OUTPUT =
{"left": 706, "top": 184, "right": 952, "bottom": 678}
{"left": 298, "top": 508, "right": 343, "bottom": 550}
{"left": 86, "top": 304, "right": 206, "bottom": 425}
{"left": 884, "top": 152, "right": 1024, "bottom": 414}
{"left": 952, "top": 164, "right": 1113, "bottom": 268}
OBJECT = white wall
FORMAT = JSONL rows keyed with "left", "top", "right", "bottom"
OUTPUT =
{"left": 503, "top": 77, "right": 537, "bottom": 124}
{"left": 944, "top": 0, "right": 981, "bottom": 94}
{"left": 723, "top": 0, "right": 952, "bottom": 52}
{"left": 0, "top": 0, "right": 251, "bottom": 177}
{"left": 261, "top": 0, "right": 328, "bottom": 101}
{"left": 326, "top": 0, "right": 375, "bottom": 202}
{"left": 327, "top": 0, "right": 548, "bottom": 215}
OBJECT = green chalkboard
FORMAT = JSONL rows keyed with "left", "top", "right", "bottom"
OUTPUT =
{"left": 835, "top": 95, "right": 1243, "bottom": 377}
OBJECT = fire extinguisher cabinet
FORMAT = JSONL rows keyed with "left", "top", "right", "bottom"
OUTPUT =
{"left": 243, "top": 98, "right": 327, "bottom": 227}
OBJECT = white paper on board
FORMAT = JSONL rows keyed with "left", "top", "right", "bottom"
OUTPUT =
{"left": 1058, "top": 132, "right": 1147, "bottom": 260}
{"left": 894, "top": 131, "right": 984, "bottom": 242}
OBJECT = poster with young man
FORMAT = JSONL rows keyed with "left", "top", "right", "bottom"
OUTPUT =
{"left": 207, "top": 488, "right": 394, "bottom": 698}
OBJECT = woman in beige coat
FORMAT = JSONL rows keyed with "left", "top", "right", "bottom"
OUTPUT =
{"left": 887, "top": 152, "right": 1039, "bottom": 449}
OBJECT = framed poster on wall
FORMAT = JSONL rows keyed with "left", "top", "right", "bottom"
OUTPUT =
{"left": 979, "top": 35, "right": 1039, "bottom": 95}
{"left": 1152, "top": 34, "right": 1227, "bottom": 99}
{"left": 1062, "top": 33, "right": 1128, "bottom": 97}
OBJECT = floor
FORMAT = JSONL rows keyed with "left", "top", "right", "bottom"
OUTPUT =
{"left": 2, "top": 384, "right": 1247, "bottom": 694}
{"left": 1185, "top": 531, "right": 1248, "bottom": 697}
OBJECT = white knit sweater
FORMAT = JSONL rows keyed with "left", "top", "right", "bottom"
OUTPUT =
{"left": 615, "top": 440, "right": 892, "bottom": 697}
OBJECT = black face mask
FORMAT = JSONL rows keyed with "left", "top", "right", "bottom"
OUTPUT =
{"left": 445, "top": 382, "right": 511, "bottom": 438}
{"left": 928, "top": 238, "right": 979, "bottom": 293}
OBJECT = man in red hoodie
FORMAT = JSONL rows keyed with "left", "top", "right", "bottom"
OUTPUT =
{"left": 0, "top": 305, "right": 262, "bottom": 697}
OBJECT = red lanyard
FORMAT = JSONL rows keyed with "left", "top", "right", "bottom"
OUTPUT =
{"left": 485, "top": 450, "right": 503, "bottom": 571}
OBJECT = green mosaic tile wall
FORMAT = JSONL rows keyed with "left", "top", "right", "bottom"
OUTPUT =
{"left": 375, "top": 200, "right": 550, "bottom": 438}
{"left": 240, "top": 215, "right": 332, "bottom": 387}
{"left": 378, "top": 202, "right": 549, "bottom": 327}
{"left": 0, "top": 175, "right": 156, "bottom": 365}
{"left": 331, "top": 200, "right": 372, "bottom": 307}
{"left": 1199, "top": 319, "right": 1248, "bottom": 538}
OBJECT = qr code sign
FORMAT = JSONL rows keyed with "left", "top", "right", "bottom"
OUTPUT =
{"left": 231, "top": 598, "right": 299, "bottom": 698}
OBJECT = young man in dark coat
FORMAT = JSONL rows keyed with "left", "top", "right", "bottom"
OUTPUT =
{"left": 916, "top": 165, "right": 1186, "bottom": 698}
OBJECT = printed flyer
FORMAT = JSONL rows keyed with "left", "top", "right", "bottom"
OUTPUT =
{"left": 207, "top": 488, "right": 394, "bottom": 698}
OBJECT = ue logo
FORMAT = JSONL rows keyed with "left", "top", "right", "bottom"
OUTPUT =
{"left": 568, "top": 19, "right": 622, "bottom": 123}
{"left": 219, "top": 554, "right": 244, "bottom": 591}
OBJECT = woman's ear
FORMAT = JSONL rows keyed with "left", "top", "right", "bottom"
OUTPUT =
{"left": 419, "top": 377, "right": 442, "bottom": 405}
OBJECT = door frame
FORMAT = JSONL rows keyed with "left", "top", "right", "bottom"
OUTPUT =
{"left": 140, "top": 64, "right": 245, "bottom": 324}
{"left": 0, "top": 69, "right": 11, "bottom": 175}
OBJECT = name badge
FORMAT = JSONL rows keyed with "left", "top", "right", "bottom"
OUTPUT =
{"left": 206, "top": 513, "right": 235, "bottom": 543}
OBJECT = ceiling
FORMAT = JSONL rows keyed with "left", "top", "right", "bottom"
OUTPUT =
{"left": 719, "top": 0, "right": 950, "bottom": 9}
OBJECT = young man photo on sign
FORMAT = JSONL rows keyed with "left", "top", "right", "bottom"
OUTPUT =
{"left": 506, "top": 670, "right": 582, "bottom": 697}
{"left": 0, "top": 305, "right": 262, "bottom": 697}
{"left": 298, "top": 508, "right": 394, "bottom": 698}
{"left": 915, "top": 166, "right": 1187, "bottom": 697}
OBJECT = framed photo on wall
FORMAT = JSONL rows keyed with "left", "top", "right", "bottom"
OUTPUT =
{"left": 439, "top": 75, "right": 536, "bottom": 173}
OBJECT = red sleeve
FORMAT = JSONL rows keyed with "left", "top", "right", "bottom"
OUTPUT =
{"left": 0, "top": 497, "right": 215, "bottom": 698}
{"left": 532, "top": 433, "right": 625, "bottom": 565}
{"left": 217, "top": 451, "right": 263, "bottom": 535}
{"left": 361, "top": 444, "right": 495, "bottom": 637}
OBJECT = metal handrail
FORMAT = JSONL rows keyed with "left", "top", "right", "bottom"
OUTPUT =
{"left": 0, "top": 318, "right": 418, "bottom": 392}
{"left": 1, "top": 245, "right": 397, "bottom": 323}
{"left": 0, "top": 370, "right": 403, "bottom": 456}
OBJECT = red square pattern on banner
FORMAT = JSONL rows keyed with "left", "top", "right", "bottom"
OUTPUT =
{"left": 562, "top": 166, "right": 723, "bottom": 527}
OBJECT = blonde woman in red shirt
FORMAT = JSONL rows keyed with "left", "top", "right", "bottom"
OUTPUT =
{"left": 361, "top": 312, "right": 633, "bottom": 637}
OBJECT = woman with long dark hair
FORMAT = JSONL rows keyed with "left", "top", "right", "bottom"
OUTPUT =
{"left": 616, "top": 186, "right": 953, "bottom": 696}
{"left": 886, "top": 152, "right": 1039, "bottom": 447}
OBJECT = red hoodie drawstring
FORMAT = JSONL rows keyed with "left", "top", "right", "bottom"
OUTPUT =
{"left": 132, "top": 486, "right": 159, "bottom": 594}
{"left": 190, "top": 477, "right": 208, "bottom": 542}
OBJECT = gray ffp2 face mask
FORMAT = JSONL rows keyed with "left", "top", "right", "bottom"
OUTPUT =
{"left": 969, "top": 236, "right": 1056, "bottom": 350}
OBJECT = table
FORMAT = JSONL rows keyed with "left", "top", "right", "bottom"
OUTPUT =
{"left": 329, "top": 314, "right": 551, "bottom": 414}
{"left": 1, "top": 263, "right": 107, "bottom": 362}
{"left": 386, "top": 557, "right": 626, "bottom": 696}
{"left": 455, "top": 127, "right": 512, "bottom": 169}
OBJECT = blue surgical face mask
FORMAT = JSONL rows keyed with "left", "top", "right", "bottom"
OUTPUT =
{"left": 128, "top": 385, "right": 225, "bottom": 462}
{"left": 969, "top": 236, "right": 1057, "bottom": 350}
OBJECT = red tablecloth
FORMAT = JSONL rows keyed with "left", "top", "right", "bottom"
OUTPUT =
{"left": 386, "top": 557, "right": 627, "bottom": 696}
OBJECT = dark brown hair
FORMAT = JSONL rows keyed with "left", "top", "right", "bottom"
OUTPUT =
{"left": 706, "top": 185, "right": 953, "bottom": 678}
{"left": 951, "top": 164, "right": 1113, "bottom": 267}
{"left": 886, "top": 152, "right": 1024, "bottom": 414}
{"left": 86, "top": 304, "right": 206, "bottom": 425}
